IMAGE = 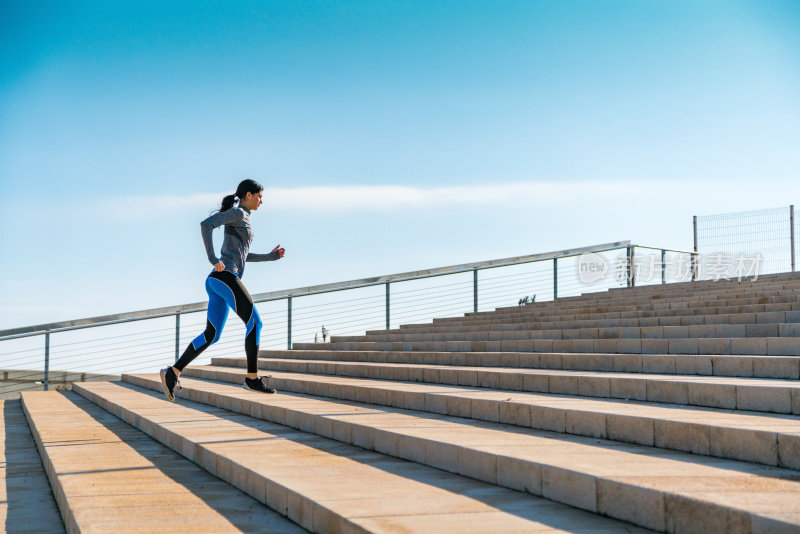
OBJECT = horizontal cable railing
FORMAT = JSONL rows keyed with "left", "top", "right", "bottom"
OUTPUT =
{"left": 1, "top": 241, "right": 706, "bottom": 398}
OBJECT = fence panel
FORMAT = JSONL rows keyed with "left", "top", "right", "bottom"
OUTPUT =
{"left": 695, "top": 206, "right": 795, "bottom": 279}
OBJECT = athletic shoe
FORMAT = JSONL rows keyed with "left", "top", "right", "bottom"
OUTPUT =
{"left": 243, "top": 376, "right": 277, "bottom": 394}
{"left": 160, "top": 367, "right": 180, "bottom": 402}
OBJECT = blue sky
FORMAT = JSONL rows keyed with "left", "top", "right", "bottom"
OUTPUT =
{"left": 1, "top": 0, "right": 799, "bottom": 330}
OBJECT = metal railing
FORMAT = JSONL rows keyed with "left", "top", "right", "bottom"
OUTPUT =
{"left": 0, "top": 241, "right": 697, "bottom": 397}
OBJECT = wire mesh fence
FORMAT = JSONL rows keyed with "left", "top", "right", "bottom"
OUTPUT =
{"left": 695, "top": 205, "right": 796, "bottom": 280}
{"left": 0, "top": 242, "right": 696, "bottom": 399}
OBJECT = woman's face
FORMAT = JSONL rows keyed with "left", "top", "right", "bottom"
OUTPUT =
{"left": 242, "top": 190, "right": 263, "bottom": 211}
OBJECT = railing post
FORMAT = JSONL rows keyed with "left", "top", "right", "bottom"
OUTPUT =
{"left": 385, "top": 283, "right": 390, "bottom": 330}
{"left": 473, "top": 269, "right": 478, "bottom": 313}
{"left": 553, "top": 258, "right": 558, "bottom": 299}
{"left": 287, "top": 296, "right": 292, "bottom": 350}
{"left": 791, "top": 204, "right": 795, "bottom": 272}
{"left": 626, "top": 246, "right": 634, "bottom": 288}
{"left": 44, "top": 331, "right": 50, "bottom": 391}
{"left": 175, "top": 313, "right": 181, "bottom": 363}
{"left": 661, "top": 249, "right": 666, "bottom": 285}
{"left": 692, "top": 215, "right": 698, "bottom": 281}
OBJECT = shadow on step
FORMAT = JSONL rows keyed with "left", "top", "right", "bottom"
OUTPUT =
{"left": 3, "top": 399, "right": 65, "bottom": 533}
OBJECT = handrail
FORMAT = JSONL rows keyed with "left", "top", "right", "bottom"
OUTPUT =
{"left": 0, "top": 240, "right": 638, "bottom": 339}
{"left": 634, "top": 245, "right": 697, "bottom": 255}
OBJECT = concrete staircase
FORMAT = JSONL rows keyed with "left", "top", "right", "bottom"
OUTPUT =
{"left": 9, "top": 271, "right": 800, "bottom": 533}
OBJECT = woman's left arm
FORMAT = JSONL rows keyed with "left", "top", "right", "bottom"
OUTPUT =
{"left": 247, "top": 245, "right": 286, "bottom": 262}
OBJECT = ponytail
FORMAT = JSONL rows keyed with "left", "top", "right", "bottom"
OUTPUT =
{"left": 216, "top": 179, "right": 263, "bottom": 213}
{"left": 219, "top": 194, "right": 237, "bottom": 212}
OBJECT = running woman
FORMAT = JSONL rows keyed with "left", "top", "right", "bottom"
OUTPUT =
{"left": 160, "top": 179, "right": 285, "bottom": 401}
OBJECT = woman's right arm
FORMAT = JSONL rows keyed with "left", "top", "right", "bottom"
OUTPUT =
{"left": 200, "top": 209, "right": 242, "bottom": 267}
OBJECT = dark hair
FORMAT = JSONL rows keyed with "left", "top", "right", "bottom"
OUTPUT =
{"left": 219, "top": 179, "right": 263, "bottom": 212}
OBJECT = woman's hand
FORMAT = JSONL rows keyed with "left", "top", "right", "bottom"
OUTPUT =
{"left": 214, "top": 261, "right": 225, "bottom": 272}
{"left": 272, "top": 245, "right": 286, "bottom": 259}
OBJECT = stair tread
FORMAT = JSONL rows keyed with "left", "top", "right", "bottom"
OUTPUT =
{"left": 229, "top": 357, "right": 800, "bottom": 389}
{"left": 263, "top": 348, "right": 800, "bottom": 363}
{"left": 123, "top": 372, "right": 800, "bottom": 531}
{"left": 190, "top": 365, "right": 800, "bottom": 434}
{"left": 356, "top": 322, "right": 800, "bottom": 335}
{"left": 73, "top": 381, "right": 650, "bottom": 533}
{"left": 390, "top": 320, "right": 800, "bottom": 334}
{"left": 433, "top": 304, "right": 800, "bottom": 324}
{"left": 20, "top": 390, "right": 302, "bottom": 534}
{"left": 226, "top": 357, "right": 800, "bottom": 414}
{"left": 297, "top": 336, "right": 800, "bottom": 357}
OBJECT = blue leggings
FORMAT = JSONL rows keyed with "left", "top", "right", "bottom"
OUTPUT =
{"left": 175, "top": 270, "right": 262, "bottom": 373}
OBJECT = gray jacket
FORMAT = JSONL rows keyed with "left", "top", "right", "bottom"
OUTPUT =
{"left": 200, "top": 205, "right": 279, "bottom": 278}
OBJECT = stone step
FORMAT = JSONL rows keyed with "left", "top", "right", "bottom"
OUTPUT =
{"left": 442, "top": 286, "right": 800, "bottom": 323}
{"left": 136, "top": 370, "right": 800, "bottom": 533}
{"left": 154, "top": 369, "right": 800, "bottom": 470}
{"left": 511, "top": 294, "right": 800, "bottom": 315}
{"left": 497, "top": 287, "right": 800, "bottom": 311}
{"left": 521, "top": 276, "right": 800, "bottom": 303}
{"left": 611, "top": 279, "right": 800, "bottom": 298}
{"left": 611, "top": 274, "right": 800, "bottom": 292}
{"left": 0, "top": 399, "right": 64, "bottom": 533}
{"left": 416, "top": 306, "right": 800, "bottom": 335}
{"left": 498, "top": 278, "right": 800, "bottom": 311}
{"left": 393, "top": 308, "right": 800, "bottom": 334}
{"left": 590, "top": 274, "right": 800, "bottom": 297}
{"left": 428, "top": 299, "right": 800, "bottom": 329}
{"left": 71, "top": 381, "right": 650, "bottom": 534}
{"left": 260, "top": 349, "right": 800, "bottom": 379}
{"left": 582, "top": 284, "right": 800, "bottom": 302}
{"left": 20, "top": 390, "right": 301, "bottom": 534}
{"left": 216, "top": 357, "right": 800, "bottom": 415}
{"left": 341, "top": 322, "right": 800, "bottom": 344}
{"left": 294, "top": 336, "right": 800, "bottom": 356}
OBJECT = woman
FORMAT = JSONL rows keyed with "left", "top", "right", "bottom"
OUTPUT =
{"left": 160, "top": 179, "right": 285, "bottom": 401}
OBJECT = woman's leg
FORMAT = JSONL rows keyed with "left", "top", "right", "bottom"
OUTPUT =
{"left": 184, "top": 271, "right": 262, "bottom": 375}
{"left": 174, "top": 279, "right": 230, "bottom": 372}
{"left": 162, "top": 275, "right": 231, "bottom": 400}
{"left": 207, "top": 272, "right": 262, "bottom": 374}
{"left": 244, "top": 306, "right": 263, "bottom": 374}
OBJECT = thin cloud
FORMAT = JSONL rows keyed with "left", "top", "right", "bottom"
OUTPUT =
{"left": 93, "top": 180, "right": 784, "bottom": 221}
{"left": 99, "top": 182, "right": 647, "bottom": 219}
{"left": 259, "top": 183, "right": 638, "bottom": 211}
